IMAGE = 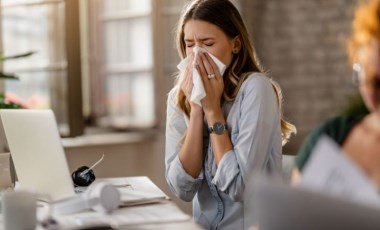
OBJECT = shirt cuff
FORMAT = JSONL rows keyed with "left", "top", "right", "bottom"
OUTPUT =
{"left": 171, "top": 155, "right": 204, "bottom": 192}
{"left": 211, "top": 150, "right": 239, "bottom": 191}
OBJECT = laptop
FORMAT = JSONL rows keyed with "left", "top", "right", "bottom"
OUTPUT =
{"left": 246, "top": 177, "right": 380, "bottom": 230}
{"left": 0, "top": 109, "right": 75, "bottom": 201}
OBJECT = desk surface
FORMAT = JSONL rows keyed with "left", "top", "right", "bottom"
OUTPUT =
{"left": 0, "top": 176, "right": 203, "bottom": 230}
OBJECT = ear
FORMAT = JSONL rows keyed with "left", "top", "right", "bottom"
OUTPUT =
{"left": 232, "top": 35, "right": 242, "bottom": 54}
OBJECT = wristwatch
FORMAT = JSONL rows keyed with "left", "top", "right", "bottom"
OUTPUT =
{"left": 208, "top": 122, "right": 227, "bottom": 135}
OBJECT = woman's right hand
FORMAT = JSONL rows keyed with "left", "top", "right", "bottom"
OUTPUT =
{"left": 179, "top": 53, "right": 202, "bottom": 112}
{"left": 179, "top": 53, "right": 194, "bottom": 99}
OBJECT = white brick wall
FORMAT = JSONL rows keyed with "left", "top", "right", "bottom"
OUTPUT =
{"left": 242, "top": 0, "right": 360, "bottom": 154}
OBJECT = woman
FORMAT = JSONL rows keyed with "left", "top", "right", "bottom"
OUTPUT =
{"left": 165, "top": 0, "right": 296, "bottom": 229}
{"left": 292, "top": 0, "right": 380, "bottom": 187}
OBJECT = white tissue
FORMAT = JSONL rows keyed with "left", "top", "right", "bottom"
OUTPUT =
{"left": 177, "top": 47, "right": 226, "bottom": 107}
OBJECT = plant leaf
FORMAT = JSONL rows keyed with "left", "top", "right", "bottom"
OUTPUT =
{"left": 0, "top": 72, "right": 19, "bottom": 80}
{"left": 0, "top": 102, "right": 22, "bottom": 109}
{"left": 0, "top": 51, "right": 35, "bottom": 61}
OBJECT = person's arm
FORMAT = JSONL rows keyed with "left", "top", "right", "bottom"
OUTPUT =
{"left": 213, "top": 75, "right": 280, "bottom": 201}
{"left": 205, "top": 107, "right": 233, "bottom": 165}
{"left": 178, "top": 106, "right": 204, "bottom": 177}
{"left": 165, "top": 88, "right": 204, "bottom": 202}
{"left": 195, "top": 52, "right": 233, "bottom": 164}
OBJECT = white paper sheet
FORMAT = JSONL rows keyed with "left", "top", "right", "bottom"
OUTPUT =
{"left": 298, "top": 135, "right": 380, "bottom": 209}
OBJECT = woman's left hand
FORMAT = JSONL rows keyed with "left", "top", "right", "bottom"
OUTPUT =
{"left": 195, "top": 52, "right": 224, "bottom": 116}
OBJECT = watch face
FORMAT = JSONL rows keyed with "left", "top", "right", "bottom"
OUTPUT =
{"left": 213, "top": 122, "right": 226, "bottom": 134}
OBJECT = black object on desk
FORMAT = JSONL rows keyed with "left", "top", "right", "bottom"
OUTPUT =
{"left": 72, "top": 166, "right": 96, "bottom": 187}
{"left": 71, "top": 154, "right": 105, "bottom": 187}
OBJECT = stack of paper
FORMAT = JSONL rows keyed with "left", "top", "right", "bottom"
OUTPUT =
{"left": 118, "top": 188, "right": 167, "bottom": 206}
{"left": 96, "top": 176, "right": 169, "bottom": 206}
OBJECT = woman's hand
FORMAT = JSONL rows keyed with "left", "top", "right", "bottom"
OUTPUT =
{"left": 179, "top": 53, "right": 194, "bottom": 100}
{"left": 195, "top": 51, "right": 224, "bottom": 117}
{"left": 179, "top": 53, "right": 203, "bottom": 113}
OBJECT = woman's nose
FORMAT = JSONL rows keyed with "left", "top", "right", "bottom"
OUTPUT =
{"left": 194, "top": 42, "right": 205, "bottom": 48}
{"left": 190, "top": 45, "right": 202, "bottom": 55}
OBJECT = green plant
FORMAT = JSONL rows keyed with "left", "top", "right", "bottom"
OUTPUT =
{"left": 0, "top": 51, "right": 34, "bottom": 108}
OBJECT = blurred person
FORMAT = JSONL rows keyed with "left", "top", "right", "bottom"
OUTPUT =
{"left": 165, "top": 0, "right": 296, "bottom": 229}
{"left": 292, "top": 0, "right": 380, "bottom": 186}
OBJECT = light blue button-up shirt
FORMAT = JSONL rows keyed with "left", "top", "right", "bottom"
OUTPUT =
{"left": 165, "top": 73, "right": 282, "bottom": 230}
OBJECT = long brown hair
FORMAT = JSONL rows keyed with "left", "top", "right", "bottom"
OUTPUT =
{"left": 175, "top": 0, "right": 296, "bottom": 144}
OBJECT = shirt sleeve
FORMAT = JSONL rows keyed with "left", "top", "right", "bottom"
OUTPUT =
{"left": 211, "top": 74, "right": 281, "bottom": 201}
{"left": 164, "top": 87, "right": 203, "bottom": 202}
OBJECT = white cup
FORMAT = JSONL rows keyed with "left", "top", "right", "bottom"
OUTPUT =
{"left": 2, "top": 190, "right": 37, "bottom": 230}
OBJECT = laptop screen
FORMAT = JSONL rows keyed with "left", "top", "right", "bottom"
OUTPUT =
{"left": 0, "top": 109, "right": 75, "bottom": 201}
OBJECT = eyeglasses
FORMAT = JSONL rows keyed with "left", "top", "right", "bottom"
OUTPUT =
{"left": 352, "top": 63, "right": 380, "bottom": 89}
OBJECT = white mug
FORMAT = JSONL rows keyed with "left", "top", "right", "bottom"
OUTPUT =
{"left": 2, "top": 190, "right": 37, "bottom": 230}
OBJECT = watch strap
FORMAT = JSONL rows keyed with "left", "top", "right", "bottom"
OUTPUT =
{"left": 207, "top": 126, "right": 213, "bottom": 134}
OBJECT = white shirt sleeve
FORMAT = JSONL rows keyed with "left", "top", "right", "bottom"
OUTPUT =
{"left": 164, "top": 87, "right": 204, "bottom": 202}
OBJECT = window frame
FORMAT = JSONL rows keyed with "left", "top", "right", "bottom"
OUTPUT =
{"left": 0, "top": 0, "right": 84, "bottom": 137}
{"left": 84, "top": 0, "right": 158, "bottom": 132}
{"left": 65, "top": 0, "right": 84, "bottom": 136}
{"left": 1, "top": 0, "right": 228, "bottom": 142}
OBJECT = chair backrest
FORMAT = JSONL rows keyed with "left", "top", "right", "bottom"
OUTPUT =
{"left": 282, "top": 154, "right": 295, "bottom": 184}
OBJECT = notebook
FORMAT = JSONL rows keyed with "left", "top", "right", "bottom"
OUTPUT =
{"left": 0, "top": 109, "right": 75, "bottom": 201}
{"left": 96, "top": 177, "right": 168, "bottom": 206}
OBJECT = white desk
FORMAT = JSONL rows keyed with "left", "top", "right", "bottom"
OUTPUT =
{"left": 1, "top": 176, "right": 203, "bottom": 230}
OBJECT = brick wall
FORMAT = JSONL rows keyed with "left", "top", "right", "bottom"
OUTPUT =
{"left": 242, "top": 0, "right": 360, "bottom": 154}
